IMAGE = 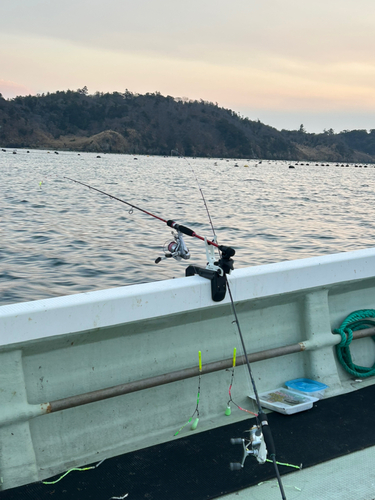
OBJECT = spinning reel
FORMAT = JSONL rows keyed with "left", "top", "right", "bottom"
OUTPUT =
{"left": 230, "top": 425, "right": 267, "bottom": 470}
{"left": 155, "top": 230, "right": 190, "bottom": 263}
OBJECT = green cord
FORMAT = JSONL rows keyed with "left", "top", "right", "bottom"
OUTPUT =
{"left": 42, "top": 459, "right": 105, "bottom": 484}
{"left": 267, "top": 459, "right": 302, "bottom": 469}
{"left": 333, "top": 309, "right": 375, "bottom": 378}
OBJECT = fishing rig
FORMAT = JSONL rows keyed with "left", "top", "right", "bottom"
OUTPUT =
{"left": 65, "top": 172, "right": 287, "bottom": 500}
{"left": 174, "top": 351, "right": 202, "bottom": 435}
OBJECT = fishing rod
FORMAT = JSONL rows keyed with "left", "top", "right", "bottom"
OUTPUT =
{"left": 176, "top": 154, "right": 287, "bottom": 500}
{"left": 64, "top": 177, "right": 235, "bottom": 298}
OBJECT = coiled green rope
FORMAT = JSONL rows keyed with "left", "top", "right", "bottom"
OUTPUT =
{"left": 333, "top": 309, "right": 375, "bottom": 378}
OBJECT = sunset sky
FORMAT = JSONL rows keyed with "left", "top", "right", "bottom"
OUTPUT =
{"left": 2, "top": 0, "right": 375, "bottom": 133}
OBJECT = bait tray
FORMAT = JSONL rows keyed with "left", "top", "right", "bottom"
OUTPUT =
{"left": 250, "top": 387, "right": 318, "bottom": 415}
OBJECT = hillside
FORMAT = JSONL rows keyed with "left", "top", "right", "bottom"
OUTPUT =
{"left": 0, "top": 88, "right": 374, "bottom": 162}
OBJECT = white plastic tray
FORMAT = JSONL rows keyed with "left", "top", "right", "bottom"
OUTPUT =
{"left": 249, "top": 387, "right": 318, "bottom": 415}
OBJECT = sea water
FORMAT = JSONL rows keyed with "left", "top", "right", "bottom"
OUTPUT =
{"left": 1, "top": 149, "right": 374, "bottom": 305}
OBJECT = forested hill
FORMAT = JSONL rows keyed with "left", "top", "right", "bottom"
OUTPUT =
{"left": 1, "top": 88, "right": 374, "bottom": 162}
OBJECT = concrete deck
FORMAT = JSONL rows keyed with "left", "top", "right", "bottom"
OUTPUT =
{"left": 222, "top": 445, "right": 375, "bottom": 500}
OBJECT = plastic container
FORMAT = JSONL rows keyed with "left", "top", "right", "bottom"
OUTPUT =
{"left": 285, "top": 378, "right": 328, "bottom": 399}
{"left": 249, "top": 387, "right": 318, "bottom": 415}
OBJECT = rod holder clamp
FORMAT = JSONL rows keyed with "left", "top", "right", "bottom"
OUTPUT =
{"left": 185, "top": 266, "right": 227, "bottom": 302}
{"left": 185, "top": 238, "right": 235, "bottom": 302}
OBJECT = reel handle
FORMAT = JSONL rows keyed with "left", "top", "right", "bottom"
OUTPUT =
{"left": 155, "top": 254, "right": 172, "bottom": 264}
{"left": 230, "top": 438, "right": 243, "bottom": 445}
{"left": 229, "top": 462, "right": 242, "bottom": 471}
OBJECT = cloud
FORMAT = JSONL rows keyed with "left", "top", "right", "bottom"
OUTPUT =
{"left": 2, "top": 0, "right": 375, "bottom": 131}
{"left": 0, "top": 79, "right": 33, "bottom": 99}
{"left": 1, "top": 31, "right": 375, "bottom": 116}
{"left": 3, "top": 0, "right": 375, "bottom": 67}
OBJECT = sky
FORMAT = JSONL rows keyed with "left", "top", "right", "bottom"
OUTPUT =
{"left": 1, "top": 0, "right": 375, "bottom": 133}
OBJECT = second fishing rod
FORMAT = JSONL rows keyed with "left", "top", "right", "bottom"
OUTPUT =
{"left": 176, "top": 154, "right": 287, "bottom": 500}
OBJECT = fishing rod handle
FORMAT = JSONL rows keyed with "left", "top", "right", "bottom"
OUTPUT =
{"left": 167, "top": 221, "right": 236, "bottom": 259}
{"left": 167, "top": 220, "right": 196, "bottom": 237}
{"left": 258, "top": 412, "right": 276, "bottom": 457}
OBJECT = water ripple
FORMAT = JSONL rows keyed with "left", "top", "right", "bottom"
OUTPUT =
{"left": 1, "top": 151, "right": 375, "bottom": 305}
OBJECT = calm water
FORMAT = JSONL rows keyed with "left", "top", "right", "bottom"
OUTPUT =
{"left": 1, "top": 150, "right": 375, "bottom": 306}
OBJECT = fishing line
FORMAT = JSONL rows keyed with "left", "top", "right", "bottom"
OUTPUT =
{"left": 172, "top": 150, "right": 216, "bottom": 239}
{"left": 226, "top": 348, "right": 258, "bottom": 417}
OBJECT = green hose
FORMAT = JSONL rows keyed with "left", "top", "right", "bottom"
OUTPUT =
{"left": 333, "top": 309, "right": 375, "bottom": 378}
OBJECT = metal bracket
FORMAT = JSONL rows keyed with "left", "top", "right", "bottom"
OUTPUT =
{"left": 185, "top": 237, "right": 235, "bottom": 302}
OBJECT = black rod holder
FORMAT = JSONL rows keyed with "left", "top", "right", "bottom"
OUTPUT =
{"left": 185, "top": 265, "right": 227, "bottom": 302}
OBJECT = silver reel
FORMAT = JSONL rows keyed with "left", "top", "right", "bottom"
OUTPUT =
{"left": 156, "top": 230, "right": 190, "bottom": 263}
{"left": 230, "top": 425, "right": 268, "bottom": 470}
